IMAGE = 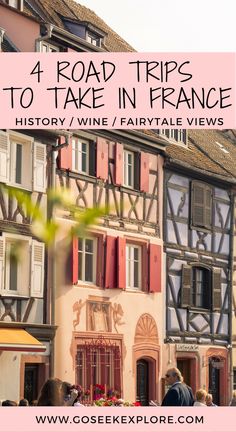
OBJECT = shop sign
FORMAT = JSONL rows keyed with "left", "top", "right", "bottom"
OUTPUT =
{"left": 176, "top": 344, "right": 199, "bottom": 352}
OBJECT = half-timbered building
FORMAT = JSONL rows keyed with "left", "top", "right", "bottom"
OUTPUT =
{"left": 54, "top": 129, "right": 166, "bottom": 404}
{"left": 0, "top": 0, "right": 167, "bottom": 405}
{"left": 0, "top": 129, "right": 58, "bottom": 402}
{"left": 162, "top": 129, "right": 236, "bottom": 405}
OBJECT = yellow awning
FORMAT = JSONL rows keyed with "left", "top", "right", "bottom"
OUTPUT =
{"left": 0, "top": 329, "right": 46, "bottom": 352}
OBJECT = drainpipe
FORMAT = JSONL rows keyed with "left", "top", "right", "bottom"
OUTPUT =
{"left": 48, "top": 130, "right": 71, "bottom": 377}
{"left": 35, "top": 23, "right": 54, "bottom": 51}
{"left": 228, "top": 189, "right": 235, "bottom": 402}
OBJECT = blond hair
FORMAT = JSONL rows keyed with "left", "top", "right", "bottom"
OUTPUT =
{"left": 196, "top": 389, "right": 207, "bottom": 402}
{"left": 206, "top": 393, "right": 213, "bottom": 403}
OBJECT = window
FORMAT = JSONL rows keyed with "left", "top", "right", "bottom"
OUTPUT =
{"left": 78, "top": 238, "right": 96, "bottom": 283}
{"left": 156, "top": 129, "right": 187, "bottom": 145}
{"left": 181, "top": 265, "right": 221, "bottom": 310}
{"left": 192, "top": 267, "right": 210, "bottom": 308}
{"left": 87, "top": 33, "right": 101, "bottom": 47}
{"left": 0, "top": 235, "right": 45, "bottom": 298}
{"left": 72, "top": 138, "right": 89, "bottom": 174}
{"left": 126, "top": 244, "right": 141, "bottom": 290}
{"left": 0, "top": 130, "right": 46, "bottom": 192}
{"left": 40, "top": 42, "right": 59, "bottom": 53}
{"left": 76, "top": 341, "right": 121, "bottom": 395}
{"left": 123, "top": 150, "right": 134, "bottom": 188}
{"left": 5, "top": 0, "right": 23, "bottom": 10}
{"left": 191, "top": 181, "right": 212, "bottom": 229}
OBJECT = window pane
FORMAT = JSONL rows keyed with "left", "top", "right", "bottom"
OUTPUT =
{"left": 82, "top": 152, "right": 87, "bottom": 172}
{"left": 134, "top": 261, "right": 139, "bottom": 287}
{"left": 85, "top": 253, "right": 93, "bottom": 282}
{"left": 78, "top": 251, "right": 83, "bottom": 280}
{"left": 128, "top": 164, "right": 132, "bottom": 186}
{"left": 79, "top": 238, "right": 83, "bottom": 251}
{"left": 85, "top": 239, "right": 93, "bottom": 253}
{"left": 9, "top": 250, "right": 17, "bottom": 291}
{"left": 92, "top": 350, "right": 98, "bottom": 385}
{"left": 134, "top": 247, "right": 139, "bottom": 261}
{"left": 15, "top": 143, "right": 22, "bottom": 184}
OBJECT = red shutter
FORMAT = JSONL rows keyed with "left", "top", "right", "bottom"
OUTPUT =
{"left": 149, "top": 244, "right": 161, "bottom": 293}
{"left": 59, "top": 137, "right": 72, "bottom": 170}
{"left": 140, "top": 152, "right": 149, "bottom": 192}
{"left": 96, "top": 234, "right": 104, "bottom": 287}
{"left": 105, "top": 236, "right": 117, "bottom": 288}
{"left": 72, "top": 237, "right": 78, "bottom": 285}
{"left": 142, "top": 244, "right": 148, "bottom": 292}
{"left": 96, "top": 137, "right": 108, "bottom": 180}
{"left": 114, "top": 143, "right": 123, "bottom": 185}
{"left": 117, "top": 237, "right": 126, "bottom": 289}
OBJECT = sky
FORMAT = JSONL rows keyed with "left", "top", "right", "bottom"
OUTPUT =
{"left": 78, "top": 0, "right": 236, "bottom": 52}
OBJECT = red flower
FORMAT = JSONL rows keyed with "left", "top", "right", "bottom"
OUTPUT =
{"left": 134, "top": 402, "right": 141, "bottom": 406}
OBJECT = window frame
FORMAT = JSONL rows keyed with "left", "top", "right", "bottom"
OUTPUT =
{"left": 40, "top": 42, "right": 60, "bottom": 53}
{"left": 192, "top": 266, "right": 211, "bottom": 309}
{"left": 5, "top": 0, "right": 23, "bottom": 10}
{"left": 78, "top": 237, "right": 97, "bottom": 284}
{"left": 8, "top": 131, "right": 33, "bottom": 191}
{"left": 181, "top": 264, "right": 221, "bottom": 311}
{"left": 123, "top": 149, "right": 135, "bottom": 188}
{"left": 2, "top": 233, "right": 31, "bottom": 297}
{"left": 72, "top": 138, "right": 89, "bottom": 174}
{"left": 191, "top": 181, "right": 213, "bottom": 230}
{"left": 76, "top": 339, "right": 121, "bottom": 393}
{"left": 86, "top": 32, "right": 101, "bottom": 47}
{"left": 126, "top": 243, "right": 142, "bottom": 291}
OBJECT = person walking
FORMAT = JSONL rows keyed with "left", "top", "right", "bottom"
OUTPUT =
{"left": 161, "top": 367, "right": 194, "bottom": 406}
{"left": 193, "top": 389, "right": 207, "bottom": 406}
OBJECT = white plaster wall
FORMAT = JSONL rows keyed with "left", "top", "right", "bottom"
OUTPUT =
{"left": 0, "top": 352, "right": 21, "bottom": 402}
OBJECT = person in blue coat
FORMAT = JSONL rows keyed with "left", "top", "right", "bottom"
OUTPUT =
{"left": 161, "top": 367, "right": 194, "bottom": 406}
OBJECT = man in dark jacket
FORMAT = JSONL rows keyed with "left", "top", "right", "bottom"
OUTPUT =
{"left": 161, "top": 367, "right": 194, "bottom": 406}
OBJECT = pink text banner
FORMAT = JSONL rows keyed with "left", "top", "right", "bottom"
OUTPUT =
{"left": 0, "top": 52, "right": 235, "bottom": 129}
{"left": 0, "top": 407, "right": 236, "bottom": 432}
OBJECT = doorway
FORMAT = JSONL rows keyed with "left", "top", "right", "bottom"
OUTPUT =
{"left": 24, "top": 364, "right": 39, "bottom": 404}
{"left": 177, "top": 358, "right": 192, "bottom": 387}
{"left": 136, "top": 359, "right": 149, "bottom": 406}
{"left": 208, "top": 357, "right": 220, "bottom": 406}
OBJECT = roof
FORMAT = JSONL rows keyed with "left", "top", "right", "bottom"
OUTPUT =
{"left": 166, "top": 130, "right": 236, "bottom": 184}
{"left": 24, "top": 0, "right": 134, "bottom": 52}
